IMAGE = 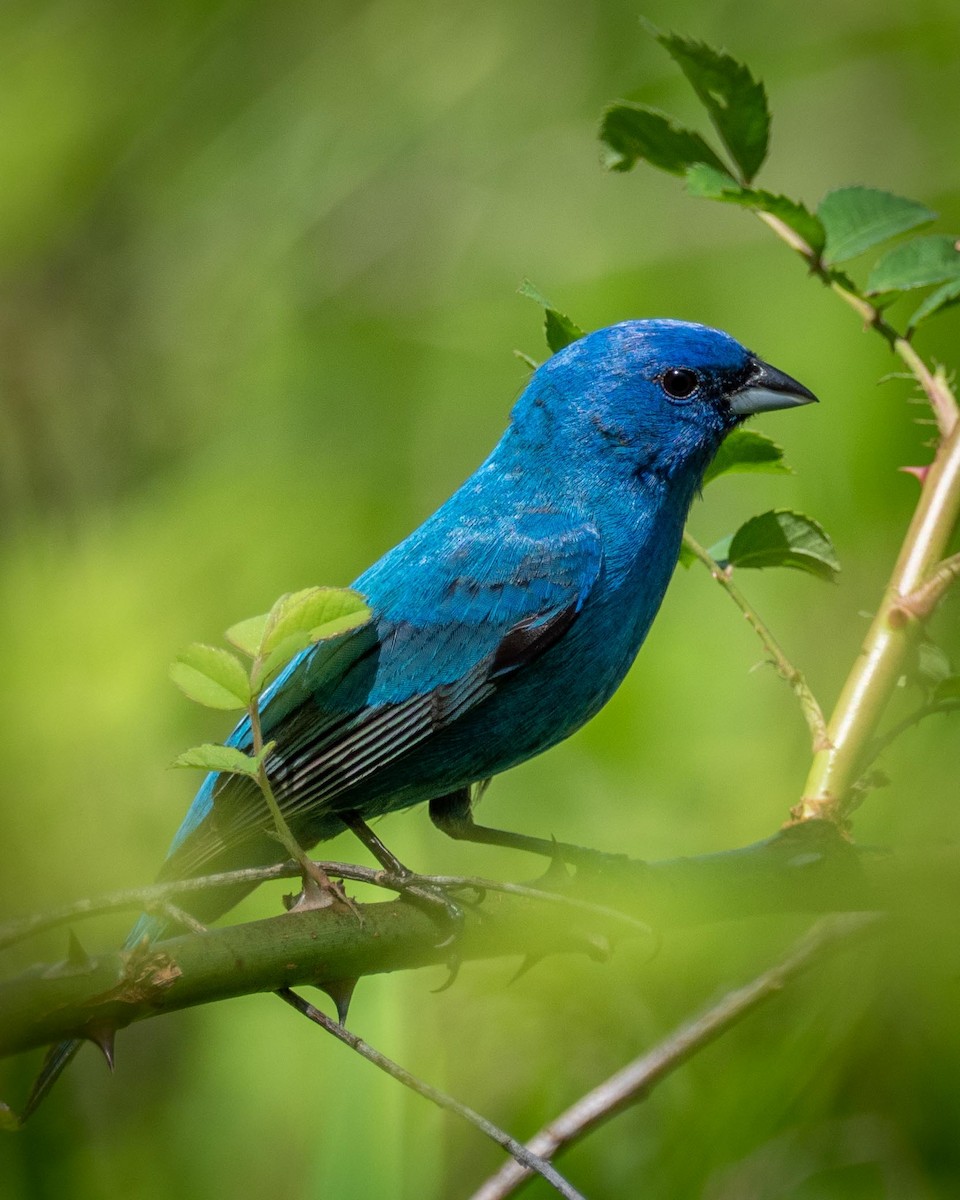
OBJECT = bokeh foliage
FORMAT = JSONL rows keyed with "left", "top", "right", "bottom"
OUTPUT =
{"left": 2, "top": 1, "right": 960, "bottom": 1197}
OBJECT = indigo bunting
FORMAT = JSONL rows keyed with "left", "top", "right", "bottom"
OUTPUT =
{"left": 26, "top": 319, "right": 815, "bottom": 1114}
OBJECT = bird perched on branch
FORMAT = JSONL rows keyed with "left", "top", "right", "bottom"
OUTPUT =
{"left": 26, "top": 318, "right": 815, "bottom": 1115}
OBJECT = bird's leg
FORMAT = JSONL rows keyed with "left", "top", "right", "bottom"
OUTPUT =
{"left": 340, "top": 811, "right": 467, "bottom": 934}
{"left": 429, "top": 787, "right": 628, "bottom": 871}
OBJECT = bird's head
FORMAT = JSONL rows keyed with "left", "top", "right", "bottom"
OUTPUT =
{"left": 512, "top": 319, "right": 816, "bottom": 488}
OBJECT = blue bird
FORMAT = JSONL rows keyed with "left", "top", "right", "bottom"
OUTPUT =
{"left": 25, "top": 318, "right": 815, "bottom": 1115}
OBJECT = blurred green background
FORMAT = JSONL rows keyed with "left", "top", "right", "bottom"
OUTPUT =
{"left": 2, "top": 0, "right": 959, "bottom": 1196}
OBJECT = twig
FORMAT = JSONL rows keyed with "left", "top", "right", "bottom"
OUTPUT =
{"left": 755, "top": 211, "right": 959, "bottom": 438}
{"left": 0, "top": 862, "right": 650, "bottom": 953}
{"left": 856, "top": 697, "right": 960, "bottom": 780}
{"left": 276, "top": 987, "right": 586, "bottom": 1200}
{"left": 683, "top": 533, "right": 829, "bottom": 751}
{"left": 469, "top": 912, "right": 881, "bottom": 1200}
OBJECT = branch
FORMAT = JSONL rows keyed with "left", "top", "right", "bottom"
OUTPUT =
{"left": 469, "top": 912, "right": 880, "bottom": 1200}
{"left": 3, "top": 821, "right": 958, "bottom": 1062}
{"left": 755, "top": 211, "right": 959, "bottom": 438}
{"left": 682, "top": 533, "right": 829, "bottom": 751}
{"left": 798, "top": 413, "right": 960, "bottom": 820}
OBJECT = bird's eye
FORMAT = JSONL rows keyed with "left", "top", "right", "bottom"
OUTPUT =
{"left": 661, "top": 368, "right": 700, "bottom": 400}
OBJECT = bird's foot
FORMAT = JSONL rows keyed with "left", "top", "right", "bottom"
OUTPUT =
{"left": 284, "top": 862, "right": 362, "bottom": 923}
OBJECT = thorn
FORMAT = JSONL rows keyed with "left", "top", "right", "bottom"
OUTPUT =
{"left": 900, "top": 465, "right": 930, "bottom": 485}
{"left": 318, "top": 978, "right": 358, "bottom": 1025}
{"left": 86, "top": 1025, "right": 117, "bottom": 1072}
{"left": 67, "top": 930, "right": 92, "bottom": 968}
{"left": 431, "top": 954, "right": 462, "bottom": 994}
{"left": 507, "top": 954, "right": 545, "bottom": 985}
{"left": 533, "top": 839, "right": 575, "bottom": 888}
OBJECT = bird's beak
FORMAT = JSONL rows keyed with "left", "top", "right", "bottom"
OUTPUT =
{"left": 729, "top": 358, "right": 819, "bottom": 416}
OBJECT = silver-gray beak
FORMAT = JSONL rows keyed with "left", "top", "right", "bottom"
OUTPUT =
{"left": 729, "top": 358, "right": 818, "bottom": 416}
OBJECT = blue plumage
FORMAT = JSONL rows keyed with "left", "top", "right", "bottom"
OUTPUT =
{"left": 165, "top": 319, "right": 817, "bottom": 890}
{"left": 25, "top": 318, "right": 815, "bottom": 1116}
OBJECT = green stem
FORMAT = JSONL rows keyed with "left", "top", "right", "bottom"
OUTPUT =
{"left": 755, "top": 211, "right": 959, "bottom": 438}
{"left": 799, "top": 415, "right": 960, "bottom": 820}
{"left": 247, "top": 698, "right": 318, "bottom": 881}
{"left": 683, "top": 534, "right": 829, "bottom": 751}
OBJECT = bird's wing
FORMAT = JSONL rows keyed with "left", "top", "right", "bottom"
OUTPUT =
{"left": 163, "top": 514, "right": 602, "bottom": 876}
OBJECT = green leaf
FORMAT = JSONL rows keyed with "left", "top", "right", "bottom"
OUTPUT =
{"left": 933, "top": 676, "right": 960, "bottom": 703}
{"left": 707, "top": 534, "right": 733, "bottom": 564}
{"left": 225, "top": 613, "right": 270, "bottom": 658}
{"left": 172, "top": 743, "right": 263, "bottom": 778}
{"left": 651, "top": 27, "right": 769, "bottom": 182}
{"left": 600, "top": 103, "right": 727, "bottom": 175}
{"left": 866, "top": 234, "right": 960, "bottom": 294}
{"left": 170, "top": 644, "right": 251, "bottom": 710}
{"left": 703, "top": 428, "right": 792, "bottom": 486}
{"left": 685, "top": 164, "right": 825, "bottom": 254}
{"left": 261, "top": 587, "right": 371, "bottom": 656}
{"left": 818, "top": 187, "right": 936, "bottom": 265}
{"left": 726, "top": 510, "right": 840, "bottom": 581}
{"left": 677, "top": 539, "right": 696, "bottom": 569}
{"left": 518, "top": 279, "right": 584, "bottom": 353}
{"left": 909, "top": 276, "right": 960, "bottom": 332}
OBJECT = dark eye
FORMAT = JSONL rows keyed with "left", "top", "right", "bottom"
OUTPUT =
{"left": 661, "top": 367, "right": 700, "bottom": 400}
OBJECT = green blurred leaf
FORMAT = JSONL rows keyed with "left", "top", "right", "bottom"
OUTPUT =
{"left": 0, "top": 1102, "right": 19, "bottom": 1132}
{"left": 866, "top": 234, "right": 960, "bottom": 294}
{"left": 933, "top": 676, "right": 960, "bottom": 703}
{"left": 818, "top": 187, "right": 936, "bottom": 265}
{"left": 707, "top": 534, "right": 733, "bottom": 563}
{"left": 677, "top": 539, "right": 696, "bottom": 569}
{"left": 703, "top": 428, "right": 792, "bottom": 486}
{"left": 651, "top": 27, "right": 769, "bottom": 182}
{"left": 727, "top": 510, "right": 840, "bottom": 581}
{"left": 685, "top": 164, "right": 825, "bottom": 254}
{"left": 915, "top": 640, "right": 952, "bottom": 689}
{"left": 172, "top": 742, "right": 265, "bottom": 778}
{"left": 518, "top": 279, "right": 584, "bottom": 352}
{"left": 170, "top": 644, "right": 251, "bottom": 710}
{"left": 600, "top": 103, "right": 727, "bottom": 175}
{"left": 909, "top": 276, "right": 960, "bottom": 331}
{"left": 225, "top": 613, "right": 269, "bottom": 658}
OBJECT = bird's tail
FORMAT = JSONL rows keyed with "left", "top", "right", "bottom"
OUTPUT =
{"left": 19, "top": 1039, "right": 84, "bottom": 1124}
{"left": 18, "top": 912, "right": 163, "bottom": 1125}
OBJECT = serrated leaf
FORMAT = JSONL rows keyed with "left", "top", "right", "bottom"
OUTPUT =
{"left": 818, "top": 187, "right": 936, "bottom": 265}
{"left": 225, "top": 613, "right": 270, "bottom": 658}
{"left": 518, "top": 279, "right": 584, "bottom": 353}
{"left": 172, "top": 743, "right": 261, "bottom": 778}
{"left": 909, "top": 276, "right": 960, "bottom": 332}
{"left": 685, "top": 164, "right": 825, "bottom": 254}
{"left": 600, "top": 103, "right": 727, "bottom": 175}
{"left": 651, "top": 27, "right": 769, "bottom": 182}
{"left": 703, "top": 428, "right": 791, "bottom": 486}
{"left": 262, "top": 587, "right": 370, "bottom": 656}
{"left": 866, "top": 234, "right": 960, "bottom": 295}
{"left": 727, "top": 510, "right": 840, "bottom": 581}
{"left": 170, "top": 644, "right": 251, "bottom": 710}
